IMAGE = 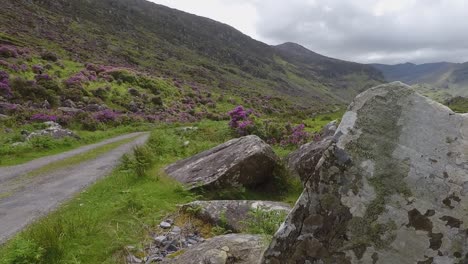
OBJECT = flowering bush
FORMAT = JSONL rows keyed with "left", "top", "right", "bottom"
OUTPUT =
{"left": 228, "top": 105, "right": 254, "bottom": 136}
{"left": 31, "top": 113, "right": 58, "bottom": 122}
{"left": 0, "top": 70, "right": 11, "bottom": 97}
{"left": 227, "top": 106, "right": 311, "bottom": 146}
{"left": 280, "top": 124, "right": 310, "bottom": 147}
{"left": 32, "top": 65, "right": 44, "bottom": 74}
{"left": 35, "top": 74, "right": 52, "bottom": 81}
{"left": 93, "top": 109, "right": 120, "bottom": 123}
{"left": 0, "top": 45, "right": 18, "bottom": 58}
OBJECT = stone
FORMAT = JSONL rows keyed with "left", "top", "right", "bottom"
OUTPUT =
{"left": 62, "top": 99, "right": 77, "bottom": 108}
{"left": 26, "top": 122, "right": 78, "bottom": 140}
{"left": 286, "top": 120, "right": 338, "bottom": 183}
{"left": 58, "top": 107, "right": 83, "bottom": 114}
{"left": 0, "top": 114, "right": 8, "bottom": 120}
{"left": 262, "top": 82, "right": 468, "bottom": 263}
{"left": 182, "top": 200, "right": 291, "bottom": 233}
{"left": 159, "top": 221, "right": 172, "bottom": 229}
{"left": 84, "top": 103, "right": 103, "bottom": 112}
{"left": 154, "top": 235, "right": 167, "bottom": 245}
{"left": 161, "top": 234, "right": 266, "bottom": 264}
{"left": 126, "top": 254, "right": 142, "bottom": 264}
{"left": 165, "top": 135, "right": 280, "bottom": 190}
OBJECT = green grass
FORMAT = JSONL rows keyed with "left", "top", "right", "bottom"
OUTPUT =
{"left": 27, "top": 135, "right": 142, "bottom": 177}
{"left": 0, "top": 119, "right": 311, "bottom": 263}
{"left": 0, "top": 124, "right": 150, "bottom": 167}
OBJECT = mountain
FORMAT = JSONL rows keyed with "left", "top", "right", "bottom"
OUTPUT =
{"left": 0, "top": 0, "right": 384, "bottom": 110}
{"left": 371, "top": 62, "right": 468, "bottom": 101}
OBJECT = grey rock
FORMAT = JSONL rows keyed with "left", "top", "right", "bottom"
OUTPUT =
{"left": 262, "top": 82, "right": 468, "bottom": 263}
{"left": 165, "top": 135, "right": 280, "bottom": 189}
{"left": 26, "top": 122, "right": 78, "bottom": 140}
{"left": 84, "top": 103, "right": 104, "bottom": 112}
{"left": 161, "top": 234, "right": 266, "bottom": 264}
{"left": 159, "top": 221, "right": 172, "bottom": 229}
{"left": 182, "top": 200, "right": 290, "bottom": 233}
{"left": 42, "top": 100, "right": 51, "bottom": 109}
{"left": 154, "top": 235, "right": 167, "bottom": 245}
{"left": 0, "top": 114, "right": 8, "bottom": 120}
{"left": 62, "top": 99, "right": 77, "bottom": 108}
{"left": 171, "top": 226, "right": 181, "bottom": 234}
{"left": 58, "top": 107, "right": 83, "bottom": 114}
{"left": 286, "top": 120, "right": 337, "bottom": 183}
{"left": 126, "top": 254, "right": 143, "bottom": 264}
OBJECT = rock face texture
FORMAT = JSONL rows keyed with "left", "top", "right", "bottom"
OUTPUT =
{"left": 287, "top": 120, "right": 337, "bottom": 183}
{"left": 161, "top": 234, "right": 266, "bottom": 264}
{"left": 262, "top": 82, "right": 468, "bottom": 264}
{"left": 165, "top": 135, "right": 279, "bottom": 189}
{"left": 182, "top": 200, "right": 291, "bottom": 232}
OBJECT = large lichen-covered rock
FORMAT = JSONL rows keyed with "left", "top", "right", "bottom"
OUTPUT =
{"left": 262, "top": 82, "right": 468, "bottom": 264}
{"left": 286, "top": 120, "right": 337, "bottom": 183}
{"left": 182, "top": 200, "right": 291, "bottom": 232}
{"left": 161, "top": 234, "right": 266, "bottom": 264}
{"left": 165, "top": 135, "right": 280, "bottom": 190}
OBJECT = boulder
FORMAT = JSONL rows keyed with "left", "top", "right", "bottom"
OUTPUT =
{"left": 262, "top": 82, "right": 468, "bottom": 264}
{"left": 286, "top": 120, "right": 338, "bottom": 183}
{"left": 182, "top": 200, "right": 291, "bottom": 232}
{"left": 165, "top": 135, "right": 280, "bottom": 189}
{"left": 26, "top": 122, "right": 79, "bottom": 140}
{"left": 161, "top": 234, "right": 266, "bottom": 264}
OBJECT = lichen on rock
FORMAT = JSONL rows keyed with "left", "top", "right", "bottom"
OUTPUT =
{"left": 262, "top": 82, "right": 468, "bottom": 264}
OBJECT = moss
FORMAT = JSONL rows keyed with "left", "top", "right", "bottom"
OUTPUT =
{"left": 345, "top": 86, "right": 415, "bottom": 250}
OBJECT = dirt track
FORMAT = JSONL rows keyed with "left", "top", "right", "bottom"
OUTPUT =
{"left": 0, "top": 132, "right": 149, "bottom": 244}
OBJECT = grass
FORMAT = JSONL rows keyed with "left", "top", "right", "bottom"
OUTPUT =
{"left": 0, "top": 124, "right": 151, "bottom": 167}
{"left": 0, "top": 119, "right": 309, "bottom": 263}
{"left": 26, "top": 135, "right": 143, "bottom": 177}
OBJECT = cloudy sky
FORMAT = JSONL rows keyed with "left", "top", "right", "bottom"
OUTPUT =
{"left": 150, "top": 0, "right": 468, "bottom": 64}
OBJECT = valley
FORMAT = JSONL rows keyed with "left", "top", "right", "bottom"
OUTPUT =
{"left": 0, "top": 0, "right": 467, "bottom": 263}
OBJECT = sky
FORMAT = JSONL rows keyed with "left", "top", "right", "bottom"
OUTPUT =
{"left": 150, "top": 0, "right": 468, "bottom": 64}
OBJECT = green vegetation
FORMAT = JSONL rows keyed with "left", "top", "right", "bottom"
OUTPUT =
{"left": 27, "top": 135, "right": 142, "bottom": 177}
{"left": 0, "top": 119, "right": 306, "bottom": 263}
{"left": 0, "top": 125, "right": 150, "bottom": 166}
{"left": 242, "top": 207, "right": 288, "bottom": 241}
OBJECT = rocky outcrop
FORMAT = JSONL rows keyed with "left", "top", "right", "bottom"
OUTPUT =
{"left": 286, "top": 120, "right": 337, "bottom": 183}
{"left": 262, "top": 82, "right": 468, "bottom": 263}
{"left": 182, "top": 200, "right": 291, "bottom": 232}
{"left": 165, "top": 135, "right": 280, "bottom": 190}
{"left": 161, "top": 234, "right": 266, "bottom": 264}
{"left": 26, "top": 121, "right": 78, "bottom": 140}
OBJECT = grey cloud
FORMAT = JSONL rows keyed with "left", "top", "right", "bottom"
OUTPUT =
{"left": 248, "top": 0, "right": 468, "bottom": 64}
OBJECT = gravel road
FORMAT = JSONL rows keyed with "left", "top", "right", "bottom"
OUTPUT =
{"left": 0, "top": 132, "right": 149, "bottom": 244}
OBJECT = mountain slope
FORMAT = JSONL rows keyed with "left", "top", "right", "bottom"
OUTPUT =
{"left": 371, "top": 62, "right": 468, "bottom": 101}
{"left": 0, "top": 0, "right": 383, "bottom": 109}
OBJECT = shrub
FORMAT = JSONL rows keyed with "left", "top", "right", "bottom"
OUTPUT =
{"left": 40, "top": 51, "right": 58, "bottom": 62}
{"left": 91, "top": 87, "right": 109, "bottom": 100}
{"left": 121, "top": 145, "right": 155, "bottom": 178}
{"left": 32, "top": 65, "right": 44, "bottom": 74}
{"left": 242, "top": 207, "right": 287, "bottom": 239}
{"left": 10, "top": 77, "right": 58, "bottom": 106}
{"left": 30, "top": 113, "right": 58, "bottom": 122}
{"left": 93, "top": 109, "right": 120, "bottom": 123}
{"left": 228, "top": 105, "right": 254, "bottom": 136}
{"left": 0, "top": 45, "right": 18, "bottom": 58}
{"left": 280, "top": 124, "right": 310, "bottom": 147}
{"left": 0, "top": 70, "right": 11, "bottom": 97}
{"left": 151, "top": 96, "right": 163, "bottom": 106}
{"left": 2, "top": 237, "right": 45, "bottom": 264}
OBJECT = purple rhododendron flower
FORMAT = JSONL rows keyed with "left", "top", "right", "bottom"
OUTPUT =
{"left": 35, "top": 74, "right": 52, "bottom": 81}
{"left": 31, "top": 113, "right": 58, "bottom": 122}
{"left": 93, "top": 109, "right": 120, "bottom": 122}
{"left": 0, "top": 70, "right": 11, "bottom": 97}
{"left": 32, "top": 65, "right": 44, "bottom": 74}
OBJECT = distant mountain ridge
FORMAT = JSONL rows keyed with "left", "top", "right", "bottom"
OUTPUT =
{"left": 0, "top": 0, "right": 384, "bottom": 109}
{"left": 371, "top": 62, "right": 468, "bottom": 101}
